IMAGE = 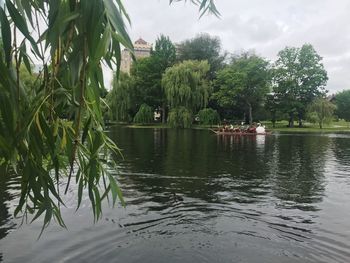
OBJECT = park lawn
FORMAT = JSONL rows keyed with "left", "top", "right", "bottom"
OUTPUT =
{"left": 263, "top": 120, "right": 350, "bottom": 133}
{"left": 118, "top": 120, "right": 350, "bottom": 133}
{"left": 126, "top": 123, "right": 170, "bottom": 129}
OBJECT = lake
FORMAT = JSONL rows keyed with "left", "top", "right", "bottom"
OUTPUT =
{"left": 1, "top": 126, "right": 350, "bottom": 262}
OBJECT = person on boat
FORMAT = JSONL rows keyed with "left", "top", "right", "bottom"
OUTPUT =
{"left": 229, "top": 124, "right": 234, "bottom": 132}
{"left": 240, "top": 122, "right": 246, "bottom": 132}
{"left": 233, "top": 126, "right": 240, "bottom": 133}
{"left": 256, "top": 123, "right": 266, "bottom": 134}
{"left": 247, "top": 123, "right": 256, "bottom": 133}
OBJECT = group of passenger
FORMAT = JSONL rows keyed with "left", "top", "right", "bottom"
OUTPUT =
{"left": 218, "top": 122, "right": 266, "bottom": 134}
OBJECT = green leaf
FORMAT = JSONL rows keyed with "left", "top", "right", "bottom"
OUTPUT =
{"left": 0, "top": 7, "right": 12, "bottom": 66}
{"left": 108, "top": 174, "right": 124, "bottom": 207}
{"left": 6, "top": 0, "right": 41, "bottom": 57}
{"left": 77, "top": 175, "right": 84, "bottom": 210}
{"left": 82, "top": 116, "right": 92, "bottom": 144}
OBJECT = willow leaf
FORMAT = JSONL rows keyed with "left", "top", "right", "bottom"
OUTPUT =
{"left": 0, "top": 7, "right": 12, "bottom": 66}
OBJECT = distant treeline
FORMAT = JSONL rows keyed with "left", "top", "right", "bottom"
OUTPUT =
{"left": 105, "top": 33, "right": 350, "bottom": 128}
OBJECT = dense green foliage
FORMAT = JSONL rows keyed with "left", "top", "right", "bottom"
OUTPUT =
{"left": 133, "top": 104, "right": 153, "bottom": 124}
{"left": 335, "top": 90, "right": 350, "bottom": 121}
{"left": 272, "top": 44, "right": 328, "bottom": 127}
{"left": 198, "top": 108, "right": 220, "bottom": 126}
{"left": 213, "top": 53, "right": 270, "bottom": 124}
{"left": 106, "top": 73, "right": 135, "bottom": 122}
{"left": 162, "top": 60, "right": 211, "bottom": 110}
{"left": 168, "top": 107, "right": 193, "bottom": 128}
{"left": 177, "top": 33, "right": 226, "bottom": 79}
{"left": 107, "top": 35, "right": 176, "bottom": 123}
{"left": 152, "top": 34, "right": 177, "bottom": 69}
{"left": 0, "top": 0, "right": 134, "bottom": 232}
{"left": 162, "top": 60, "right": 211, "bottom": 127}
{"left": 265, "top": 93, "right": 287, "bottom": 128}
{"left": 132, "top": 35, "right": 176, "bottom": 122}
{"left": 307, "top": 98, "right": 336, "bottom": 129}
{"left": 0, "top": 0, "right": 218, "bottom": 231}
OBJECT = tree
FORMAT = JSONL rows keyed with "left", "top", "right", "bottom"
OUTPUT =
{"left": 213, "top": 53, "right": 270, "bottom": 124}
{"left": 264, "top": 92, "right": 287, "bottom": 128}
{"left": 307, "top": 98, "right": 336, "bottom": 129}
{"left": 0, "top": 0, "right": 218, "bottom": 231}
{"left": 131, "top": 35, "right": 176, "bottom": 123}
{"left": 177, "top": 33, "right": 226, "bottom": 79}
{"left": 168, "top": 106, "right": 192, "bottom": 128}
{"left": 152, "top": 34, "right": 176, "bottom": 69}
{"left": 273, "top": 44, "right": 328, "bottom": 127}
{"left": 198, "top": 108, "right": 220, "bottom": 126}
{"left": 106, "top": 73, "right": 136, "bottom": 122}
{"left": 335, "top": 90, "right": 350, "bottom": 121}
{"left": 133, "top": 104, "right": 153, "bottom": 124}
{"left": 162, "top": 60, "right": 211, "bottom": 127}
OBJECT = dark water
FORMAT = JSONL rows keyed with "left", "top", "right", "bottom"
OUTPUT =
{"left": 1, "top": 127, "right": 350, "bottom": 262}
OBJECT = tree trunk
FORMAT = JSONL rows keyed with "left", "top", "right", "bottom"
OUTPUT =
{"left": 319, "top": 121, "right": 323, "bottom": 129}
{"left": 298, "top": 112, "right": 303, "bottom": 127}
{"left": 161, "top": 103, "right": 166, "bottom": 124}
{"left": 272, "top": 111, "right": 276, "bottom": 128}
{"left": 247, "top": 103, "right": 253, "bottom": 125}
{"left": 288, "top": 112, "right": 294, "bottom": 128}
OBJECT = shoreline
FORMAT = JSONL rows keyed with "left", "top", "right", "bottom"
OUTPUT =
{"left": 108, "top": 122, "right": 350, "bottom": 134}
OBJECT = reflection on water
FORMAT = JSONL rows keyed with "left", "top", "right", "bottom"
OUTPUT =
{"left": 1, "top": 127, "right": 350, "bottom": 262}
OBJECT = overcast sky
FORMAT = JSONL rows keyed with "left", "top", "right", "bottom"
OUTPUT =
{"left": 120, "top": 0, "right": 350, "bottom": 93}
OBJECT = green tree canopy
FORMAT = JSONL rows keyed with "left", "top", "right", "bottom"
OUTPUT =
{"left": 131, "top": 57, "right": 161, "bottom": 109}
{"left": 168, "top": 106, "right": 192, "bottom": 128}
{"left": 162, "top": 60, "right": 211, "bottom": 111}
{"left": 273, "top": 44, "right": 328, "bottom": 127}
{"left": 198, "top": 108, "right": 220, "bottom": 126}
{"left": 133, "top": 104, "right": 153, "bottom": 124}
{"left": 162, "top": 60, "right": 211, "bottom": 128}
{"left": 335, "top": 90, "right": 350, "bottom": 121}
{"left": 106, "top": 73, "right": 135, "bottom": 122}
{"left": 130, "top": 35, "right": 176, "bottom": 123}
{"left": 307, "top": 98, "right": 336, "bottom": 129}
{"left": 177, "top": 33, "right": 226, "bottom": 79}
{"left": 152, "top": 34, "right": 176, "bottom": 69}
{"left": 213, "top": 53, "right": 270, "bottom": 124}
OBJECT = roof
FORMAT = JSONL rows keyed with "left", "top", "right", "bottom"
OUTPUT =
{"left": 134, "top": 38, "right": 148, "bottom": 45}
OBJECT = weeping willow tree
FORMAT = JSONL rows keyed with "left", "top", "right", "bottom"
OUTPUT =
{"left": 106, "top": 73, "right": 134, "bottom": 122}
{"left": 162, "top": 60, "right": 211, "bottom": 128}
{"left": 198, "top": 108, "right": 220, "bottom": 126}
{"left": 133, "top": 104, "right": 153, "bottom": 124}
{"left": 0, "top": 0, "right": 218, "bottom": 231}
{"left": 307, "top": 98, "right": 336, "bottom": 129}
{"left": 168, "top": 106, "right": 192, "bottom": 128}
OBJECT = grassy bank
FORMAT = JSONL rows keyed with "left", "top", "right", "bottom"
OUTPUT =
{"left": 263, "top": 120, "right": 350, "bottom": 133}
{"left": 111, "top": 120, "right": 350, "bottom": 133}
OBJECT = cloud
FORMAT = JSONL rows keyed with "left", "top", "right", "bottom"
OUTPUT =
{"left": 121, "top": 0, "right": 349, "bottom": 92}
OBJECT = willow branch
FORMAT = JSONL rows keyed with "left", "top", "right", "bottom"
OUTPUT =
{"left": 65, "top": 37, "right": 87, "bottom": 194}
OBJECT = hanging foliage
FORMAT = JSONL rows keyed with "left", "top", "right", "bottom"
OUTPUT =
{"left": 168, "top": 107, "right": 193, "bottom": 128}
{"left": 198, "top": 108, "right": 220, "bottom": 126}
{"left": 162, "top": 60, "right": 211, "bottom": 111}
{"left": 306, "top": 98, "right": 336, "bottom": 129}
{"left": 106, "top": 73, "right": 134, "bottom": 122}
{"left": 0, "top": 0, "right": 133, "bottom": 233}
{"left": 0, "top": 0, "right": 218, "bottom": 231}
{"left": 133, "top": 104, "right": 153, "bottom": 124}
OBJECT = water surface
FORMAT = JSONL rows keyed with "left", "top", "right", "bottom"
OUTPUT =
{"left": 1, "top": 127, "right": 350, "bottom": 262}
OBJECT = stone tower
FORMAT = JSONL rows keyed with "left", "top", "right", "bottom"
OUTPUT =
{"left": 120, "top": 38, "right": 152, "bottom": 74}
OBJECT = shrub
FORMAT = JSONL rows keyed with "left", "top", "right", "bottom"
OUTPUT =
{"left": 133, "top": 104, "right": 153, "bottom": 124}
{"left": 198, "top": 108, "right": 220, "bottom": 126}
{"left": 168, "top": 107, "right": 192, "bottom": 128}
